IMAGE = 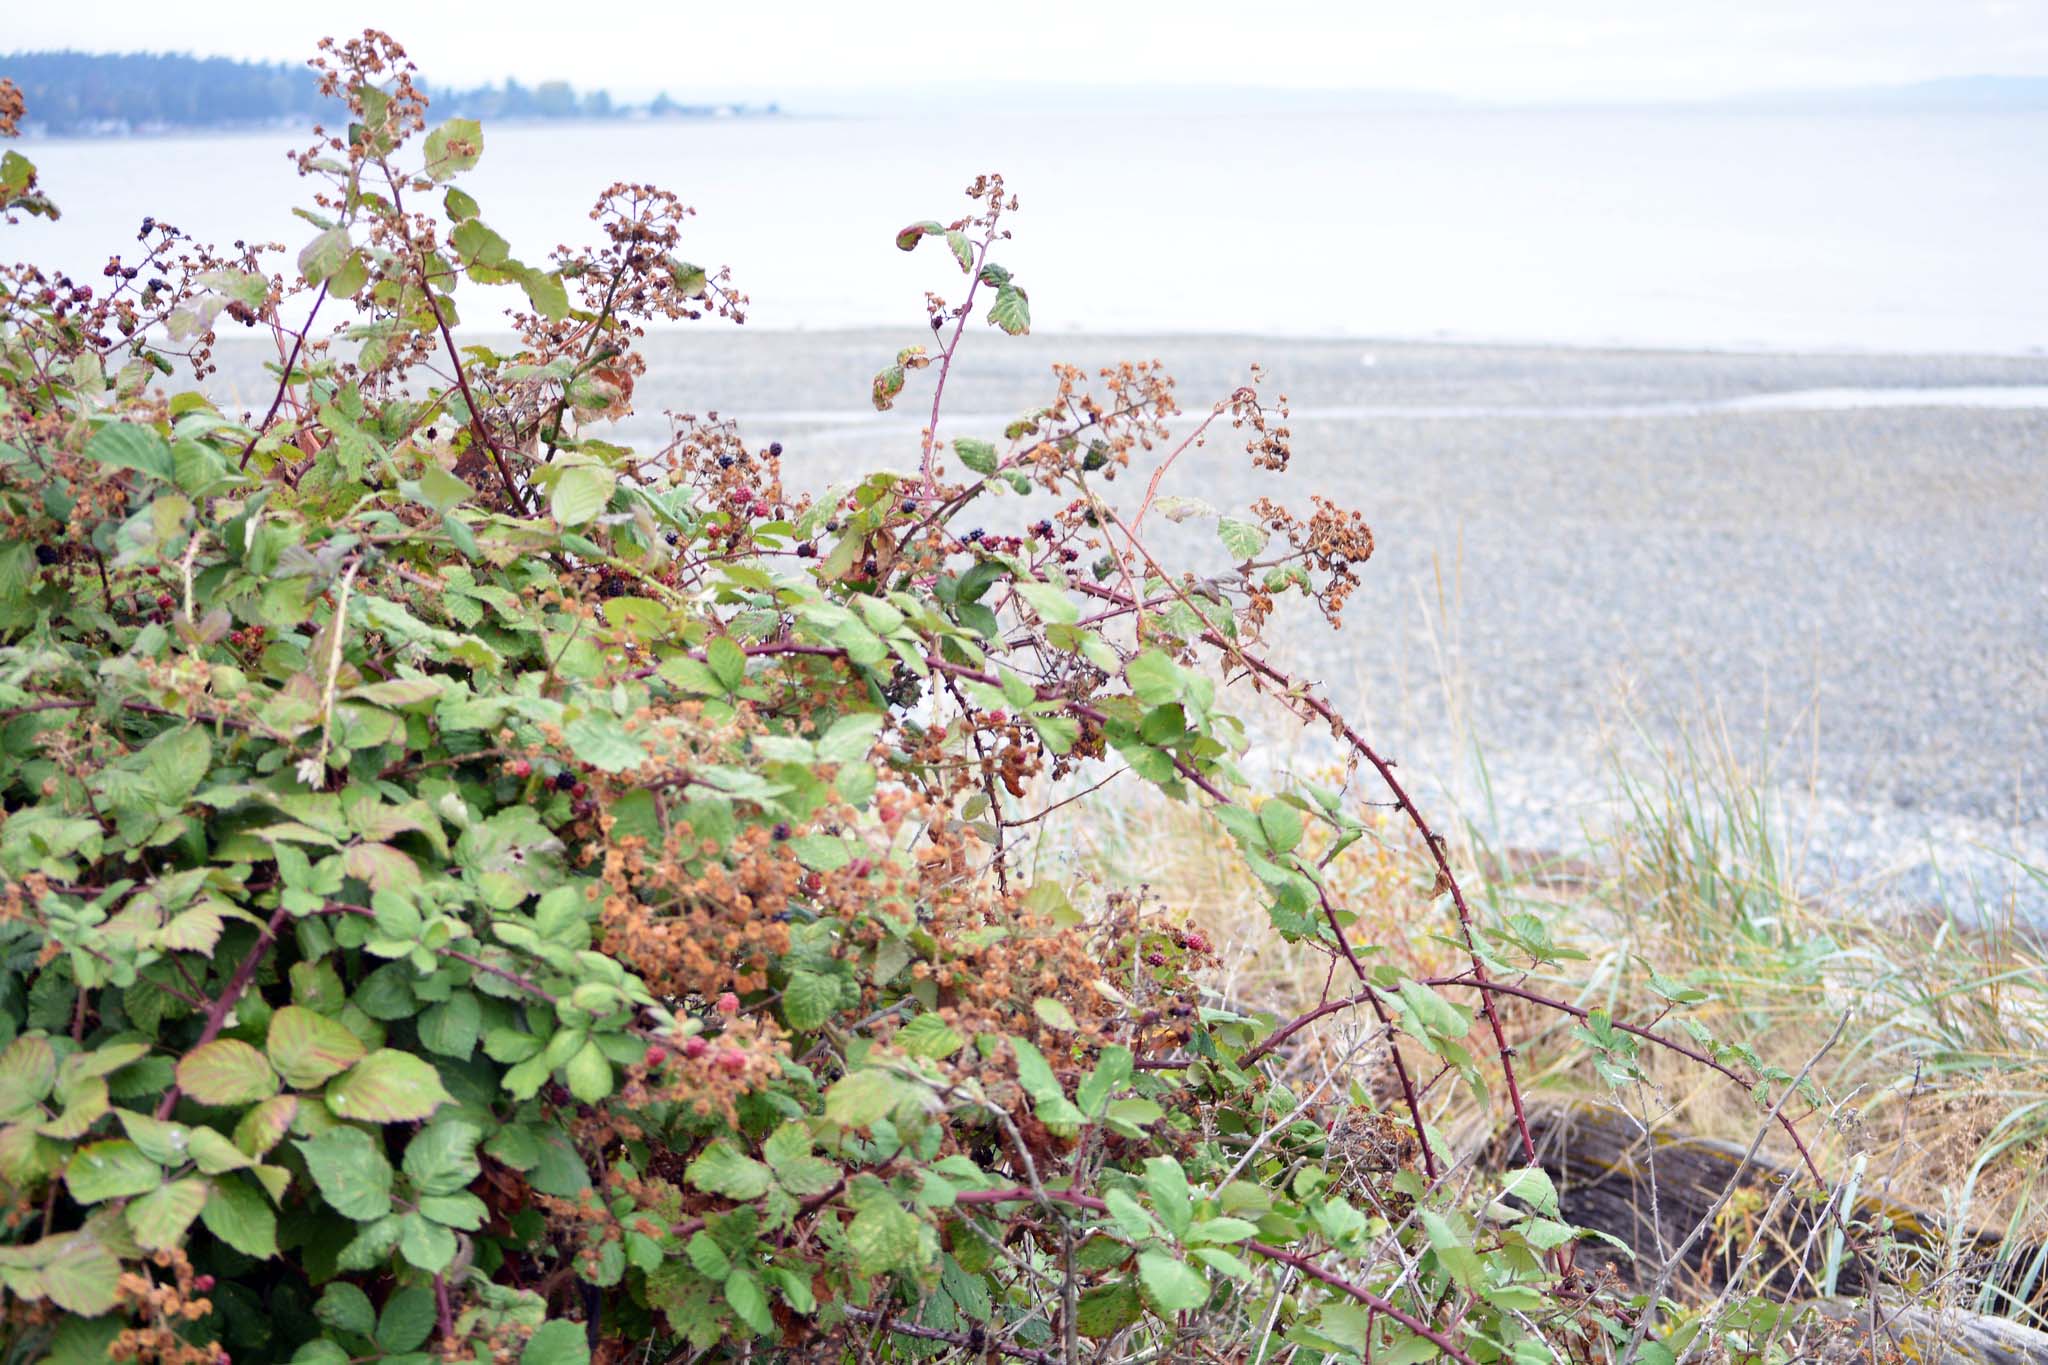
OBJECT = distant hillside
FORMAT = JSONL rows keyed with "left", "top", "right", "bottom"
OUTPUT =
{"left": 0, "top": 50, "right": 776, "bottom": 135}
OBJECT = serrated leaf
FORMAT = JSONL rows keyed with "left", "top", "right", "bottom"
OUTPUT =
{"left": 781, "top": 972, "right": 839, "bottom": 1031}
{"left": 1500, "top": 1165, "right": 1560, "bottom": 1218}
{"left": 1143, "top": 1156, "right": 1193, "bottom": 1240}
{"left": 418, "top": 991, "right": 481, "bottom": 1059}
{"left": 724, "top": 1268, "right": 774, "bottom": 1335}
{"left": 550, "top": 463, "right": 616, "bottom": 527}
{"left": 398, "top": 1211, "right": 457, "bottom": 1271}
{"left": 65, "top": 1140, "right": 160, "bottom": 1203}
{"left": 315, "top": 1281, "right": 377, "bottom": 1338}
{"left": 824, "top": 1068, "right": 902, "bottom": 1129}
{"left": 1077, "top": 1280, "right": 1143, "bottom": 1338}
{"left": 267, "top": 1005, "right": 367, "bottom": 1088}
{"left": 298, "top": 228, "right": 350, "bottom": 286}
{"left": 687, "top": 1229, "right": 731, "bottom": 1278}
{"left": 0, "top": 1035, "right": 56, "bottom": 1120}
{"left": 686, "top": 1139, "right": 772, "bottom": 1200}
{"left": 177, "top": 1038, "right": 279, "bottom": 1107}
{"left": 378, "top": 1285, "right": 436, "bottom": 1353}
{"left": 953, "top": 437, "right": 998, "bottom": 475}
{"left": 1218, "top": 517, "right": 1267, "bottom": 560}
{"left": 564, "top": 1041, "right": 612, "bottom": 1103}
{"left": 1032, "top": 997, "right": 1076, "bottom": 1031}
{"left": 1137, "top": 1249, "right": 1208, "bottom": 1312}
{"left": 85, "top": 423, "right": 177, "bottom": 482}
{"left": 125, "top": 1178, "right": 207, "bottom": 1251}
{"left": 847, "top": 1197, "right": 924, "bottom": 1273}
{"left": 988, "top": 281, "right": 1031, "bottom": 335}
{"left": 324, "top": 1049, "right": 451, "bottom": 1123}
{"left": 1012, "top": 581, "right": 1076, "bottom": 625}
{"left": 522, "top": 1320, "right": 590, "bottom": 1365}
{"left": 37, "top": 1231, "right": 121, "bottom": 1316}
{"left": 422, "top": 118, "right": 483, "bottom": 181}
{"left": 200, "top": 1174, "right": 278, "bottom": 1258}
{"left": 403, "top": 1121, "right": 482, "bottom": 1196}
{"left": 295, "top": 1127, "right": 394, "bottom": 1219}
{"left": 895, "top": 1013, "right": 964, "bottom": 1060}
{"left": 232, "top": 1095, "right": 298, "bottom": 1157}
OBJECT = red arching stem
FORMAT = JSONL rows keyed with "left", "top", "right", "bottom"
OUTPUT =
{"left": 238, "top": 282, "right": 330, "bottom": 469}
{"left": 918, "top": 236, "right": 994, "bottom": 488}
{"left": 153, "top": 903, "right": 293, "bottom": 1119}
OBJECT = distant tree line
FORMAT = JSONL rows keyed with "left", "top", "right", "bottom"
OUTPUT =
{"left": 0, "top": 50, "right": 773, "bottom": 134}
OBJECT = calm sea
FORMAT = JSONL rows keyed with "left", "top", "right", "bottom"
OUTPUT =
{"left": 7, "top": 108, "right": 2046, "bottom": 353}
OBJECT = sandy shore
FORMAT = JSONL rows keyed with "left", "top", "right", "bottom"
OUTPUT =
{"left": 207, "top": 331, "right": 2048, "bottom": 916}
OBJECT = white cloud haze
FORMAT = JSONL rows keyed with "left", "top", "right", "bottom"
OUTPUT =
{"left": 9, "top": 0, "right": 2048, "bottom": 103}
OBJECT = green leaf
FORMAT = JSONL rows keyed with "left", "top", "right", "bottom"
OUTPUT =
{"left": 315, "top": 1281, "right": 377, "bottom": 1339}
{"left": 1137, "top": 1249, "right": 1208, "bottom": 1312}
{"left": 86, "top": 422, "right": 177, "bottom": 482}
{"left": 1186, "top": 1216, "right": 1259, "bottom": 1245}
{"left": 686, "top": 1139, "right": 773, "bottom": 1200}
{"left": 422, "top": 118, "right": 484, "bottom": 181}
{"left": 0, "top": 1035, "right": 56, "bottom": 1120}
{"left": 1076, "top": 1280, "right": 1143, "bottom": 1338}
{"left": 1143, "top": 1156, "right": 1194, "bottom": 1240}
{"left": 815, "top": 713, "right": 883, "bottom": 763}
{"left": 824, "top": 1068, "right": 904, "bottom": 1129}
{"left": 987, "top": 281, "right": 1031, "bottom": 335}
{"left": 847, "top": 1196, "right": 924, "bottom": 1273}
{"left": 177, "top": 1038, "right": 279, "bottom": 1107}
{"left": 724, "top": 1269, "right": 774, "bottom": 1336}
{"left": 403, "top": 1121, "right": 483, "bottom": 1196}
{"left": 126, "top": 1177, "right": 207, "bottom": 1251}
{"left": 417, "top": 1191, "right": 486, "bottom": 1229}
{"left": 705, "top": 636, "right": 747, "bottom": 691}
{"left": 1012, "top": 581, "right": 1077, "bottom": 625}
{"left": 687, "top": 1230, "right": 731, "bottom": 1279}
{"left": 565, "top": 1041, "right": 613, "bottom": 1103}
{"left": 522, "top": 1320, "right": 590, "bottom": 1365}
{"left": 944, "top": 229, "right": 975, "bottom": 273}
{"left": 65, "top": 1140, "right": 160, "bottom": 1203}
{"left": 398, "top": 1211, "right": 457, "bottom": 1271}
{"left": 895, "top": 1013, "right": 965, "bottom": 1060}
{"left": 562, "top": 714, "right": 649, "bottom": 774}
{"left": 1218, "top": 517, "right": 1267, "bottom": 560}
{"left": 550, "top": 463, "right": 616, "bottom": 527}
{"left": 1258, "top": 800, "right": 1304, "bottom": 855}
{"left": 953, "top": 437, "right": 999, "bottom": 475}
{"left": 1500, "top": 1165, "right": 1561, "bottom": 1218}
{"left": 200, "top": 1174, "right": 279, "bottom": 1258}
{"left": 1032, "top": 997, "right": 1076, "bottom": 1031}
{"left": 298, "top": 227, "right": 351, "bottom": 286}
{"left": 520, "top": 267, "right": 570, "bottom": 321}
{"left": 325, "top": 1049, "right": 452, "bottom": 1123}
{"left": 295, "top": 1127, "right": 394, "bottom": 1219}
{"left": 377, "top": 1285, "right": 436, "bottom": 1353}
{"left": 418, "top": 991, "right": 481, "bottom": 1059}
{"left": 782, "top": 972, "right": 839, "bottom": 1031}
{"left": 37, "top": 1231, "right": 121, "bottom": 1316}
{"left": 267, "top": 1004, "right": 367, "bottom": 1089}
{"left": 1124, "top": 650, "right": 1182, "bottom": 707}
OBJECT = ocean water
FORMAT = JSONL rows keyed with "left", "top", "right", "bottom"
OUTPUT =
{"left": 7, "top": 107, "right": 2047, "bottom": 354}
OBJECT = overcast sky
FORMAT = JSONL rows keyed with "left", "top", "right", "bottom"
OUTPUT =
{"left": 9, "top": 0, "right": 2048, "bottom": 103}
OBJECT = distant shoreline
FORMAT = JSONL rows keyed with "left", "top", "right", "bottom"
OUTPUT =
{"left": 12, "top": 109, "right": 787, "bottom": 143}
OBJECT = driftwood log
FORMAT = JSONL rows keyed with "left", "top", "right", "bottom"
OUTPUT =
{"left": 1791, "top": 1299, "right": 2048, "bottom": 1365}
{"left": 1506, "top": 1101, "right": 2048, "bottom": 1361}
